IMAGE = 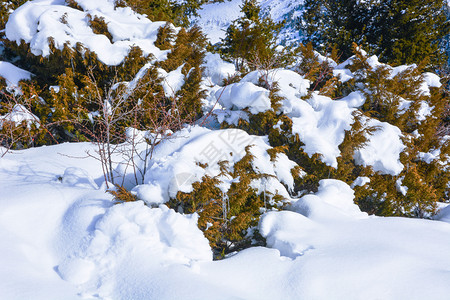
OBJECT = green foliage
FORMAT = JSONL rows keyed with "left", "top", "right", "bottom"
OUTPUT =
{"left": 294, "top": 42, "right": 339, "bottom": 98}
{"left": 169, "top": 146, "right": 282, "bottom": 259}
{"left": 158, "top": 25, "right": 207, "bottom": 121}
{"left": 219, "top": 0, "right": 285, "bottom": 71}
{"left": 344, "top": 46, "right": 450, "bottom": 216}
{"left": 154, "top": 22, "right": 176, "bottom": 51}
{"left": 122, "top": 0, "right": 217, "bottom": 27}
{"left": 65, "top": 0, "right": 84, "bottom": 11}
{"left": 301, "top": 0, "right": 450, "bottom": 69}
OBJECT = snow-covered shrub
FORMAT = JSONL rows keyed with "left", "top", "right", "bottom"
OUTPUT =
{"left": 211, "top": 44, "right": 448, "bottom": 217}
{"left": 342, "top": 45, "right": 450, "bottom": 216}
{"left": 170, "top": 145, "right": 284, "bottom": 258}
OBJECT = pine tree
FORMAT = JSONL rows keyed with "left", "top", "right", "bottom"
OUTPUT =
{"left": 301, "top": 0, "right": 450, "bottom": 69}
{"left": 220, "top": 0, "right": 284, "bottom": 72}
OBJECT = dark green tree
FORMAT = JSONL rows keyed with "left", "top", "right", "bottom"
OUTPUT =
{"left": 301, "top": 0, "right": 450, "bottom": 69}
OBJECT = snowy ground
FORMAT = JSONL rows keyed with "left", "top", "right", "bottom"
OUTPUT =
{"left": 1, "top": 0, "right": 450, "bottom": 299}
{"left": 1, "top": 141, "right": 450, "bottom": 300}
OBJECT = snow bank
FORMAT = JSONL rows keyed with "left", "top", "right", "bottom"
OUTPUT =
{"left": 5, "top": 0, "right": 168, "bottom": 65}
{"left": 2, "top": 142, "right": 450, "bottom": 300}
{"left": 288, "top": 179, "right": 368, "bottom": 221}
{"left": 259, "top": 178, "right": 450, "bottom": 299}
{"left": 57, "top": 201, "right": 211, "bottom": 297}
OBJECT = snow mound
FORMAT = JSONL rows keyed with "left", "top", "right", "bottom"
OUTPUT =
{"left": 355, "top": 118, "right": 405, "bottom": 175}
{"left": 5, "top": 0, "right": 168, "bottom": 65}
{"left": 58, "top": 201, "right": 211, "bottom": 297}
{"left": 259, "top": 208, "right": 450, "bottom": 299}
{"left": 216, "top": 82, "right": 271, "bottom": 114}
{"left": 259, "top": 179, "right": 450, "bottom": 299}
{"left": 134, "top": 126, "right": 298, "bottom": 205}
{"left": 59, "top": 167, "right": 99, "bottom": 189}
{"left": 159, "top": 64, "right": 185, "bottom": 96}
{"left": 0, "top": 61, "right": 32, "bottom": 93}
{"left": 290, "top": 93, "right": 355, "bottom": 167}
{"left": 289, "top": 179, "right": 368, "bottom": 221}
{"left": 203, "top": 52, "right": 237, "bottom": 86}
{"left": 260, "top": 210, "right": 318, "bottom": 258}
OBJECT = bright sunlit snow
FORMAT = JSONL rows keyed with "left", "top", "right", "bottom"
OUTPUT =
{"left": 5, "top": 0, "right": 169, "bottom": 65}
{"left": 1, "top": 144, "right": 450, "bottom": 299}
{"left": 0, "top": 0, "right": 449, "bottom": 299}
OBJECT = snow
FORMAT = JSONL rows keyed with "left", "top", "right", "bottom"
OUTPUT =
{"left": 333, "top": 68, "right": 354, "bottom": 82}
{"left": 354, "top": 118, "right": 405, "bottom": 175}
{"left": 351, "top": 176, "right": 370, "bottom": 188}
{"left": 134, "top": 126, "right": 297, "bottom": 205}
{"left": 396, "top": 176, "right": 408, "bottom": 196}
{"left": 5, "top": 0, "right": 169, "bottom": 65}
{"left": 418, "top": 148, "right": 441, "bottom": 163}
{"left": 192, "top": 0, "right": 242, "bottom": 44}
{"left": 423, "top": 72, "right": 442, "bottom": 88}
{"left": 211, "top": 69, "right": 355, "bottom": 168}
{"left": 2, "top": 143, "right": 450, "bottom": 300}
{"left": 340, "top": 91, "right": 366, "bottom": 108}
{"left": 0, "top": 61, "right": 32, "bottom": 93}
{"left": 202, "top": 52, "right": 236, "bottom": 86}
{"left": 288, "top": 179, "right": 368, "bottom": 222}
{"left": 210, "top": 67, "right": 407, "bottom": 173}
{"left": 435, "top": 204, "right": 450, "bottom": 223}
{"left": 0, "top": 104, "right": 39, "bottom": 129}
{"left": 159, "top": 64, "right": 185, "bottom": 96}
{"left": 216, "top": 82, "right": 271, "bottom": 115}
{"left": 1, "top": 1, "right": 450, "bottom": 299}
{"left": 260, "top": 208, "right": 450, "bottom": 300}
{"left": 290, "top": 93, "right": 355, "bottom": 168}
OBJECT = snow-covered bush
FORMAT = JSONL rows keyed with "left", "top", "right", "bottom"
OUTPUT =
{"left": 211, "top": 43, "right": 449, "bottom": 217}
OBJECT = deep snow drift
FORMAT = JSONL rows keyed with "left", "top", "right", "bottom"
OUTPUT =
{"left": 1, "top": 141, "right": 450, "bottom": 299}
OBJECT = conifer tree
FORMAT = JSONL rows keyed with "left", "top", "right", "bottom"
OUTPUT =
{"left": 220, "top": 0, "right": 284, "bottom": 71}
{"left": 301, "top": 0, "right": 450, "bottom": 69}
